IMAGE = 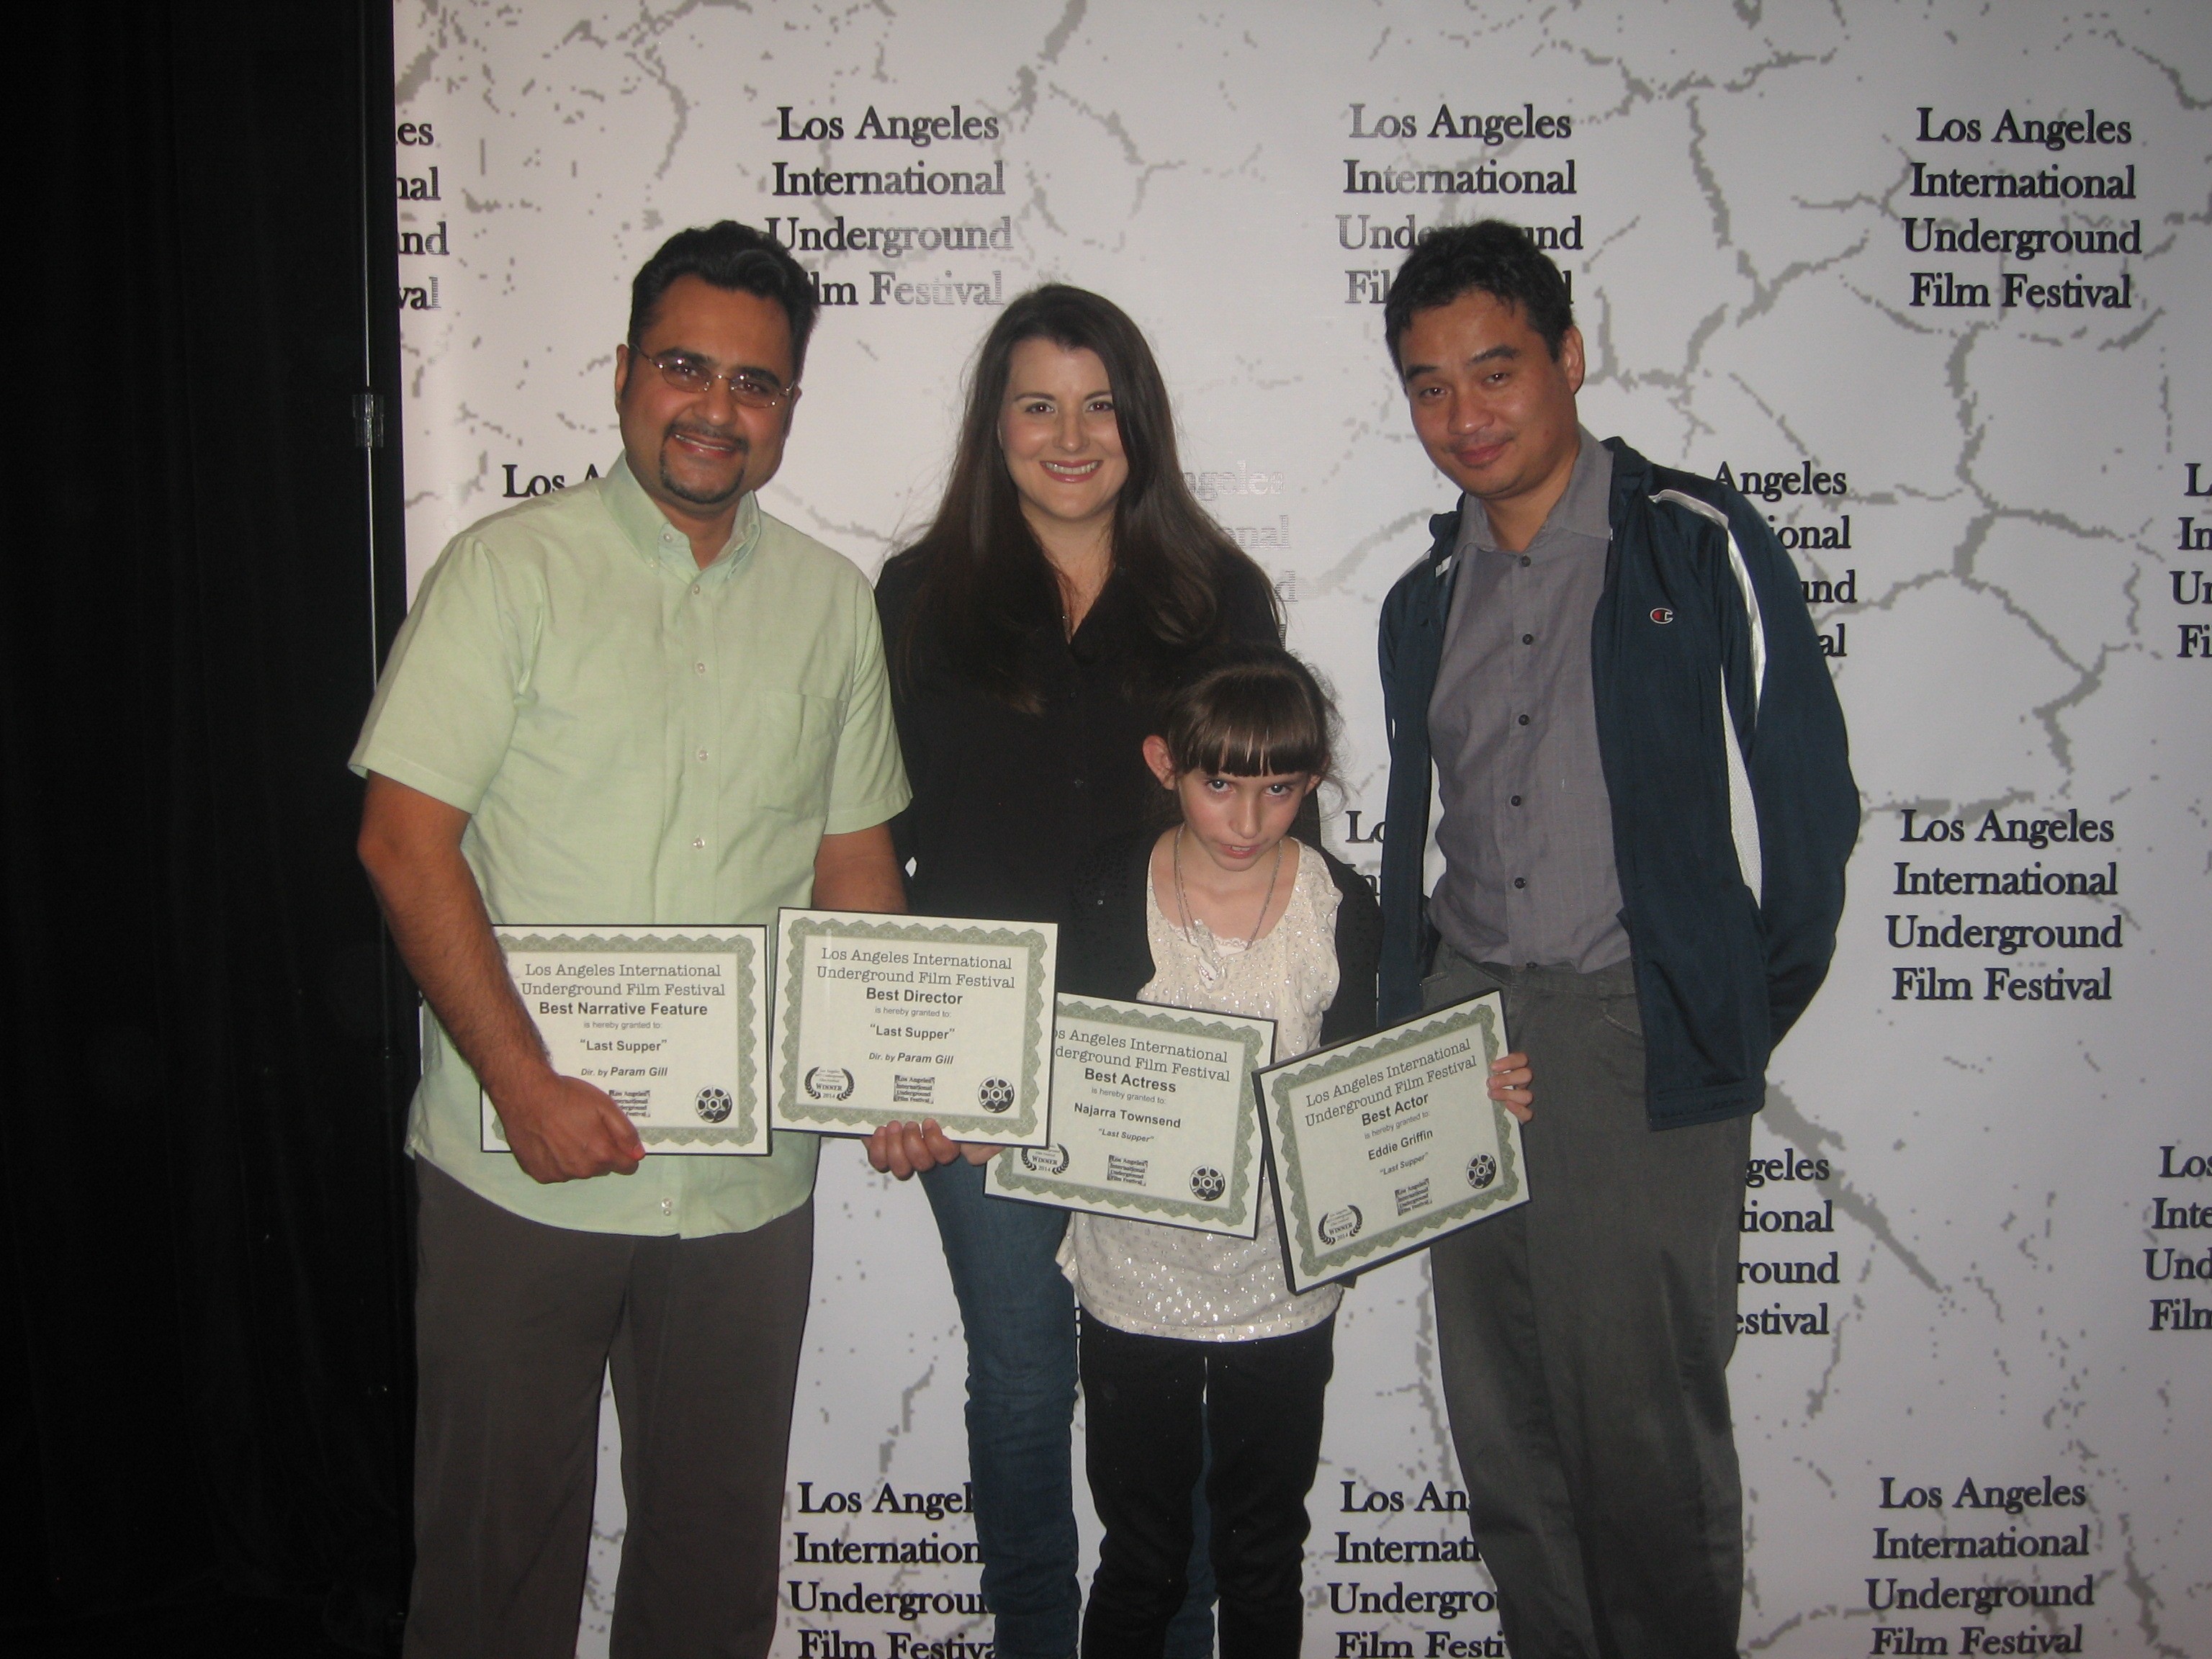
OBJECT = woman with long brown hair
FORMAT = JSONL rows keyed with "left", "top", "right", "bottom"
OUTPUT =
{"left": 866, "top": 286, "right": 1283, "bottom": 1659}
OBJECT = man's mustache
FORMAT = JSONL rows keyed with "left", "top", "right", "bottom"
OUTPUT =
{"left": 666, "top": 421, "right": 747, "bottom": 453}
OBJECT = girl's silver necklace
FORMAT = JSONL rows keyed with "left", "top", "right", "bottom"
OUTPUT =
{"left": 1174, "top": 826, "right": 1283, "bottom": 981}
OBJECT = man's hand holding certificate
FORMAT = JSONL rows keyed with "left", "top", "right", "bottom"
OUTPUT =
{"left": 1258, "top": 994, "right": 1527, "bottom": 1290}
{"left": 481, "top": 926, "right": 771, "bottom": 1156}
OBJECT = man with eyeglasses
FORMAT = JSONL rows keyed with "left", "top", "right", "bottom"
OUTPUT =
{"left": 352, "top": 220, "right": 908, "bottom": 1659}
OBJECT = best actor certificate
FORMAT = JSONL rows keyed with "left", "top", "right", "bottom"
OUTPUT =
{"left": 480, "top": 926, "right": 770, "bottom": 1156}
{"left": 986, "top": 996, "right": 1275, "bottom": 1238}
{"left": 1257, "top": 994, "right": 1525, "bottom": 1291}
{"left": 770, "top": 911, "right": 1057, "bottom": 1144}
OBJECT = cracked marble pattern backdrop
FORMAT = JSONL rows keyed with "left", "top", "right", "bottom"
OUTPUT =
{"left": 390, "top": 2, "right": 2211, "bottom": 1653}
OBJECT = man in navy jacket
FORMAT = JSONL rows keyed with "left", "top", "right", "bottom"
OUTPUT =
{"left": 1375, "top": 222, "right": 1856, "bottom": 1657}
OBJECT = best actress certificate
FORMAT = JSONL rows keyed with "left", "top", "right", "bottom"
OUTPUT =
{"left": 986, "top": 996, "right": 1275, "bottom": 1238}
{"left": 1257, "top": 994, "right": 1526, "bottom": 1291}
{"left": 770, "top": 911, "right": 1056, "bottom": 1144}
{"left": 480, "top": 926, "right": 770, "bottom": 1156}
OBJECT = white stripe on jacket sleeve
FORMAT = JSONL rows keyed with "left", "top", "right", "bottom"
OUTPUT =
{"left": 1653, "top": 489, "right": 1768, "bottom": 903}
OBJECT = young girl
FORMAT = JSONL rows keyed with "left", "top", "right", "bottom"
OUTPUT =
{"left": 1057, "top": 644, "right": 1534, "bottom": 1659}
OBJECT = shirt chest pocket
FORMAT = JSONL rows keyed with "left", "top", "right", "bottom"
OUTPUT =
{"left": 727, "top": 688, "right": 838, "bottom": 817}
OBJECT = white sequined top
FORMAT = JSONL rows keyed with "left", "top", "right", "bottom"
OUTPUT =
{"left": 1060, "top": 838, "right": 1346, "bottom": 1341}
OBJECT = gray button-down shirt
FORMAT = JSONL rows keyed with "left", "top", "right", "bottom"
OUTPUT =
{"left": 1427, "top": 428, "right": 1630, "bottom": 974}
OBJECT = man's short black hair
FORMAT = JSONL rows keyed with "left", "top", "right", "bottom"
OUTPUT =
{"left": 627, "top": 220, "right": 819, "bottom": 376}
{"left": 1384, "top": 220, "right": 1575, "bottom": 369}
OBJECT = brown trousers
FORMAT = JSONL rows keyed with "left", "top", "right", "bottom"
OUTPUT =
{"left": 405, "top": 1160, "right": 813, "bottom": 1659}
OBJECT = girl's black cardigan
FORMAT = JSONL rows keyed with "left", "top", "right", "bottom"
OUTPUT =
{"left": 1058, "top": 827, "right": 1384, "bottom": 1049}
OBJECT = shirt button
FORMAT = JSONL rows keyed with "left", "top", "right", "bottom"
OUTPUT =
{"left": 694, "top": 661, "right": 707, "bottom": 674}
{"left": 696, "top": 748, "right": 709, "bottom": 762}
{"left": 1514, "top": 876, "right": 1527, "bottom": 889}
{"left": 692, "top": 837, "right": 706, "bottom": 849}
{"left": 660, "top": 1198, "right": 674, "bottom": 1215}
{"left": 1521, "top": 634, "right": 1534, "bottom": 644}
{"left": 1519, "top": 555, "right": 1532, "bottom": 567}
{"left": 1510, "top": 794, "right": 1523, "bottom": 806}
{"left": 1517, "top": 714, "right": 1531, "bottom": 727}
{"left": 691, "top": 583, "right": 702, "bottom": 595}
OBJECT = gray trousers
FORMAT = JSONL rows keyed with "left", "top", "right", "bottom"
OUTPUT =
{"left": 406, "top": 1160, "right": 814, "bottom": 1659}
{"left": 1422, "top": 949, "right": 1750, "bottom": 1659}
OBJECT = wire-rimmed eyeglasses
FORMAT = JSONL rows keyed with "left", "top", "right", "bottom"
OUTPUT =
{"left": 642, "top": 351, "right": 796, "bottom": 409}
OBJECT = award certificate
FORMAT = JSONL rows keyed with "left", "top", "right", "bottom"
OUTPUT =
{"left": 770, "top": 911, "right": 1057, "bottom": 1144}
{"left": 1257, "top": 994, "right": 1524, "bottom": 1291}
{"left": 986, "top": 996, "right": 1275, "bottom": 1238}
{"left": 480, "top": 926, "right": 770, "bottom": 1156}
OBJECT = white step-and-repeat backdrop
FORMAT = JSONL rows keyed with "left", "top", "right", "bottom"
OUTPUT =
{"left": 390, "top": 2, "right": 2209, "bottom": 1653}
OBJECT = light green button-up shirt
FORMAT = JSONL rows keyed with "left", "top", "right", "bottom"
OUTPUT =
{"left": 351, "top": 456, "right": 909, "bottom": 1236}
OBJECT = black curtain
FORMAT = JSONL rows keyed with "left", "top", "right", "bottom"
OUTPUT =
{"left": 4, "top": 3, "right": 413, "bottom": 1653}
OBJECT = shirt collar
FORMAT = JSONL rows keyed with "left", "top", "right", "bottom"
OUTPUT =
{"left": 601, "top": 451, "right": 763, "bottom": 581}
{"left": 1455, "top": 426, "right": 1612, "bottom": 560}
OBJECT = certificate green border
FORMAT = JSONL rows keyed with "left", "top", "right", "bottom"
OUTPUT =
{"left": 487, "top": 928, "right": 764, "bottom": 1149}
{"left": 989, "top": 997, "right": 1273, "bottom": 1234}
{"left": 1260, "top": 997, "right": 1519, "bottom": 1289}
{"left": 773, "top": 912, "right": 1053, "bottom": 1136}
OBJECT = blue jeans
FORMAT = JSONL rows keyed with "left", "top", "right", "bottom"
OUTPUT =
{"left": 922, "top": 1159, "right": 1215, "bottom": 1659}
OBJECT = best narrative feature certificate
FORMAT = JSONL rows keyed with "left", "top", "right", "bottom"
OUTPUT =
{"left": 986, "top": 995, "right": 1275, "bottom": 1238}
{"left": 481, "top": 926, "right": 770, "bottom": 1155}
{"left": 1257, "top": 994, "right": 1525, "bottom": 1290}
{"left": 770, "top": 911, "right": 1057, "bottom": 1145}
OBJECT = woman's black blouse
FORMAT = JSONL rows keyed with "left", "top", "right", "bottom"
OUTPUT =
{"left": 874, "top": 551, "right": 1282, "bottom": 929}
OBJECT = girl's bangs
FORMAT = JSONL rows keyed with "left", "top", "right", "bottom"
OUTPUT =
{"left": 1176, "top": 703, "right": 1326, "bottom": 778}
{"left": 1161, "top": 650, "right": 1336, "bottom": 781}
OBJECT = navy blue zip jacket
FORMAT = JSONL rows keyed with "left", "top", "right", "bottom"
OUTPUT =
{"left": 1377, "top": 436, "right": 1858, "bottom": 1128}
